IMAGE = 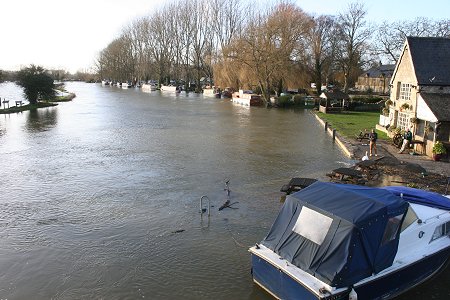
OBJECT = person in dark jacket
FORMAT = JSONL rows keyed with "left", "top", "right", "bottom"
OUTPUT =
{"left": 368, "top": 129, "right": 378, "bottom": 156}
{"left": 398, "top": 128, "right": 413, "bottom": 153}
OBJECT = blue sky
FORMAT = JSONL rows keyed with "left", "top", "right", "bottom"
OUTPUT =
{"left": 0, "top": 0, "right": 448, "bottom": 73}
{"left": 296, "top": 0, "right": 450, "bottom": 22}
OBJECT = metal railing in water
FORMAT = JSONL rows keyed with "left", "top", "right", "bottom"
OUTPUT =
{"left": 200, "top": 195, "right": 210, "bottom": 217}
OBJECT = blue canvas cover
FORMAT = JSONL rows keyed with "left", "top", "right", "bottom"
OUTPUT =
{"left": 262, "top": 182, "right": 408, "bottom": 288}
{"left": 381, "top": 186, "right": 450, "bottom": 210}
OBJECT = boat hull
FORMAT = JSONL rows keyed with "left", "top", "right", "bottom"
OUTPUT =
{"left": 354, "top": 246, "right": 450, "bottom": 299}
{"left": 251, "top": 254, "right": 349, "bottom": 300}
{"left": 251, "top": 245, "right": 450, "bottom": 300}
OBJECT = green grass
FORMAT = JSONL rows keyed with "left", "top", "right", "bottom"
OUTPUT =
{"left": 316, "top": 111, "right": 388, "bottom": 140}
{"left": 0, "top": 102, "right": 58, "bottom": 114}
{"left": 50, "top": 93, "right": 76, "bottom": 102}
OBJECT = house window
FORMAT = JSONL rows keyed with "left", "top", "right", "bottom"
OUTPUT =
{"left": 416, "top": 119, "right": 425, "bottom": 136}
{"left": 400, "top": 83, "right": 412, "bottom": 101}
{"left": 397, "top": 112, "right": 411, "bottom": 130}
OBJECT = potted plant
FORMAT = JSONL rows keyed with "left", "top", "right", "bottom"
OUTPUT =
{"left": 432, "top": 141, "right": 447, "bottom": 161}
{"left": 400, "top": 103, "right": 410, "bottom": 111}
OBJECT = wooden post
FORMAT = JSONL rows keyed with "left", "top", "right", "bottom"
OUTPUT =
{"left": 325, "top": 122, "right": 328, "bottom": 131}
{"left": 333, "top": 129, "right": 336, "bottom": 140}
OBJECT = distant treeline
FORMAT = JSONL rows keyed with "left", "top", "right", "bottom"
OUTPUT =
{"left": 95, "top": 0, "right": 449, "bottom": 102}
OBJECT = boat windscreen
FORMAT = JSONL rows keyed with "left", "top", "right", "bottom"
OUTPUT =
{"left": 401, "top": 205, "right": 418, "bottom": 232}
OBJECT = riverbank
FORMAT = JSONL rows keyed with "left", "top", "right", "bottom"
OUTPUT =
{"left": 314, "top": 112, "right": 449, "bottom": 194}
{"left": 0, "top": 101, "right": 58, "bottom": 114}
{"left": 0, "top": 93, "right": 76, "bottom": 114}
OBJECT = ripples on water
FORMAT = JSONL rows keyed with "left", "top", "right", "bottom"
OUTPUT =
{"left": 1, "top": 82, "right": 446, "bottom": 299}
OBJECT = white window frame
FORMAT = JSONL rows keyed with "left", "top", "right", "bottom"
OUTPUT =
{"left": 400, "top": 83, "right": 411, "bottom": 101}
{"left": 397, "top": 112, "right": 411, "bottom": 130}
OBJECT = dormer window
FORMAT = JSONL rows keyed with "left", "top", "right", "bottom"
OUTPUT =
{"left": 400, "top": 83, "right": 412, "bottom": 101}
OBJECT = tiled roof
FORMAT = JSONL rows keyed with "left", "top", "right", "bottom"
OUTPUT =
{"left": 320, "top": 90, "right": 349, "bottom": 100}
{"left": 407, "top": 37, "right": 450, "bottom": 86}
{"left": 420, "top": 93, "right": 450, "bottom": 121}
{"left": 360, "top": 64, "right": 395, "bottom": 78}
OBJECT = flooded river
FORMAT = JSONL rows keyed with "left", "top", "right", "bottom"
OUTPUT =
{"left": 0, "top": 82, "right": 447, "bottom": 299}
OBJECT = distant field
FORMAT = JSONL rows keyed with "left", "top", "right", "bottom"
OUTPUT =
{"left": 316, "top": 111, "right": 388, "bottom": 140}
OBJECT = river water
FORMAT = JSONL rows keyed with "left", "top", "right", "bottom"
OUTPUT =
{"left": 0, "top": 82, "right": 447, "bottom": 299}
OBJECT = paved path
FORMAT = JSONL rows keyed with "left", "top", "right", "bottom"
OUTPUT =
{"left": 351, "top": 139, "right": 449, "bottom": 176}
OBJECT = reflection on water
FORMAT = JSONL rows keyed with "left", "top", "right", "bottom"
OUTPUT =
{"left": 0, "top": 82, "right": 447, "bottom": 299}
{"left": 25, "top": 107, "right": 58, "bottom": 132}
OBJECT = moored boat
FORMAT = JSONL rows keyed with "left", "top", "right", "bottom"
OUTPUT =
{"left": 231, "top": 89, "right": 262, "bottom": 106}
{"left": 122, "top": 82, "right": 132, "bottom": 89}
{"left": 101, "top": 80, "right": 110, "bottom": 86}
{"left": 203, "top": 86, "right": 221, "bottom": 98}
{"left": 250, "top": 182, "right": 450, "bottom": 300}
{"left": 142, "top": 83, "right": 157, "bottom": 92}
{"left": 160, "top": 85, "right": 179, "bottom": 92}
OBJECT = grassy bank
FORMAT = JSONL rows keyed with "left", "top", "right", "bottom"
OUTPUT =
{"left": 50, "top": 93, "right": 76, "bottom": 102}
{"left": 0, "top": 102, "right": 58, "bottom": 114}
{"left": 316, "top": 111, "right": 388, "bottom": 140}
{"left": 0, "top": 93, "right": 75, "bottom": 114}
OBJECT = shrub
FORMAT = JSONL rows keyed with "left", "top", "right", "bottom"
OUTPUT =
{"left": 292, "top": 95, "right": 303, "bottom": 105}
{"left": 277, "top": 95, "right": 293, "bottom": 108}
{"left": 432, "top": 141, "right": 447, "bottom": 154}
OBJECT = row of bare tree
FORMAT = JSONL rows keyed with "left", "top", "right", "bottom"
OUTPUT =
{"left": 95, "top": 0, "right": 449, "bottom": 102}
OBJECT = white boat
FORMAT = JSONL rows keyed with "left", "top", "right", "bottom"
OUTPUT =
{"left": 122, "top": 82, "right": 132, "bottom": 89}
{"left": 101, "top": 80, "right": 110, "bottom": 86}
{"left": 250, "top": 182, "right": 450, "bottom": 300}
{"left": 142, "top": 83, "right": 157, "bottom": 92}
{"left": 203, "top": 87, "right": 221, "bottom": 98}
{"left": 231, "top": 89, "right": 262, "bottom": 106}
{"left": 160, "top": 85, "right": 179, "bottom": 92}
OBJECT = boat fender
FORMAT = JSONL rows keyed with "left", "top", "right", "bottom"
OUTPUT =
{"left": 348, "top": 288, "right": 357, "bottom": 300}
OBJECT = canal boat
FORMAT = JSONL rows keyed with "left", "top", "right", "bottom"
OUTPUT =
{"left": 231, "top": 89, "right": 262, "bottom": 106}
{"left": 160, "top": 85, "right": 179, "bottom": 92}
{"left": 250, "top": 182, "right": 450, "bottom": 300}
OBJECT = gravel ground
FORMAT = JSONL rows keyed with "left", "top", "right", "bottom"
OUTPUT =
{"left": 338, "top": 138, "right": 450, "bottom": 195}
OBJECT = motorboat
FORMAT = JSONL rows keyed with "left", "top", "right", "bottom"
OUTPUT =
{"left": 250, "top": 182, "right": 450, "bottom": 300}
{"left": 101, "top": 80, "right": 110, "bottom": 86}
{"left": 122, "top": 82, "right": 132, "bottom": 89}
{"left": 232, "top": 89, "right": 262, "bottom": 106}
{"left": 203, "top": 86, "right": 221, "bottom": 98}
{"left": 160, "top": 85, "right": 179, "bottom": 92}
{"left": 142, "top": 83, "right": 157, "bottom": 92}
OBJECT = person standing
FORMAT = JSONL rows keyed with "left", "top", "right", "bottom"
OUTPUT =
{"left": 398, "top": 128, "right": 413, "bottom": 153}
{"left": 368, "top": 129, "right": 378, "bottom": 156}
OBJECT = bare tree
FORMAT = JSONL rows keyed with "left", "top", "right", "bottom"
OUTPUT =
{"left": 375, "top": 17, "right": 450, "bottom": 63}
{"left": 304, "top": 15, "right": 336, "bottom": 95}
{"left": 335, "top": 2, "right": 372, "bottom": 93}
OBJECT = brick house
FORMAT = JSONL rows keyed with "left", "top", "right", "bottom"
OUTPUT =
{"left": 355, "top": 64, "right": 395, "bottom": 94}
{"left": 385, "top": 37, "right": 450, "bottom": 157}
